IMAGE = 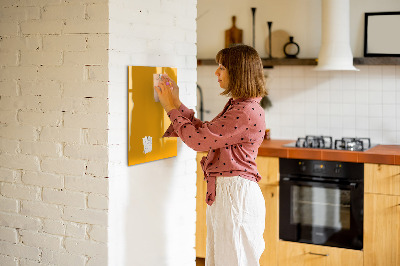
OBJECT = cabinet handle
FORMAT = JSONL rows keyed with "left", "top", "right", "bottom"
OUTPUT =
{"left": 309, "top": 252, "right": 329, "bottom": 257}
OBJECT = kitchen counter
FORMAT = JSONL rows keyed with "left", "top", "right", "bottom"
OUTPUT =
{"left": 258, "top": 139, "right": 400, "bottom": 165}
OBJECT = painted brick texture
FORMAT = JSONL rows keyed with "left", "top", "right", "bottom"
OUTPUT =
{"left": 0, "top": 1, "right": 109, "bottom": 265}
{"left": 108, "top": 0, "right": 198, "bottom": 265}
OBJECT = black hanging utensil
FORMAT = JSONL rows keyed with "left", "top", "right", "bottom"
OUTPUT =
{"left": 267, "top": 21, "right": 273, "bottom": 58}
{"left": 251, "top": 8, "right": 256, "bottom": 48}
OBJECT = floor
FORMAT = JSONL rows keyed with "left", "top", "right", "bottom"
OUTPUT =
{"left": 196, "top": 257, "right": 205, "bottom": 266}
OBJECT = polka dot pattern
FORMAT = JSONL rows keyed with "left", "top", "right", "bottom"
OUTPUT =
{"left": 163, "top": 97, "right": 266, "bottom": 206}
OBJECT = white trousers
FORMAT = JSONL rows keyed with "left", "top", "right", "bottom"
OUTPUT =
{"left": 205, "top": 176, "right": 266, "bottom": 266}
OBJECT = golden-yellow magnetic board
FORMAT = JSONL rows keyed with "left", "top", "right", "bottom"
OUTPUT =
{"left": 128, "top": 66, "right": 177, "bottom": 166}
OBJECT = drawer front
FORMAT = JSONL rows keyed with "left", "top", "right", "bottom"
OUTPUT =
{"left": 278, "top": 241, "right": 363, "bottom": 266}
{"left": 256, "top": 156, "right": 279, "bottom": 186}
{"left": 365, "top": 164, "right": 400, "bottom": 196}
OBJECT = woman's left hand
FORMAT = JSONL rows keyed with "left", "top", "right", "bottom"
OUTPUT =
{"left": 155, "top": 79, "right": 176, "bottom": 113}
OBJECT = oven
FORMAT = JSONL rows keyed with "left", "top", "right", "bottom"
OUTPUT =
{"left": 279, "top": 158, "right": 364, "bottom": 250}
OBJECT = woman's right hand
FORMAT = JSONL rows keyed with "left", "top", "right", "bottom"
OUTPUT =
{"left": 162, "top": 75, "right": 181, "bottom": 109}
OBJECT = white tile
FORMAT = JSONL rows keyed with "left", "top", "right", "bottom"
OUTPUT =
{"left": 382, "top": 77, "right": 396, "bottom": 91}
{"left": 330, "top": 116, "right": 342, "bottom": 128}
{"left": 355, "top": 104, "right": 369, "bottom": 117}
{"left": 305, "top": 77, "right": 317, "bottom": 88}
{"left": 317, "top": 127, "right": 330, "bottom": 136}
{"left": 369, "top": 130, "right": 383, "bottom": 144}
{"left": 355, "top": 117, "right": 369, "bottom": 130}
{"left": 293, "top": 127, "right": 306, "bottom": 137}
{"left": 329, "top": 75, "right": 343, "bottom": 90}
{"left": 368, "top": 104, "right": 383, "bottom": 118}
{"left": 280, "top": 126, "right": 294, "bottom": 138}
{"left": 342, "top": 90, "right": 355, "bottom": 104}
{"left": 368, "top": 75, "right": 383, "bottom": 91}
{"left": 304, "top": 88, "right": 318, "bottom": 103}
{"left": 304, "top": 67, "right": 317, "bottom": 78}
{"left": 382, "top": 104, "right": 396, "bottom": 118}
{"left": 317, "top": 115, "right": 330, "bottom": 128}
{"left": 305, "top": 115, "right": 317, "bottom": 129}
{"left": 342, "top": 128, "right": 356, "bottom": 137}
{"left": 293, "top": 92, "right": 305, "bottom": 103}
{"left": 317, "top": 89, "right": 330, "bottom": 103}
{"left": 280, "top": 114, "right": 293, "bottom": 127}
{"left": 397, "top": 131, "right": 400, "bottom": 145}
{"left": 292, "top": 114, "right": 305, "bottom": 127}
{"left": 382, "top": 117, "right": 397, "bottom": 131}
{"left": 292, "top": 102, "right": 305, "bottom": 114}
{"left": 317, "top": 77, "right": 330, "bottom": 90}
{"left": 317, "top": 102, "right": 330, "bottom": 115}
{"left": 368, "top": 91, "right": 382, "bottom": 104}
{"left": 280, "top": 77, "right": 292, "bottom": 89}
{"left": 355, "top": 90, "right": 368, "bottom": 104}
{"left": 279, "top": 66, "right": 293, "bottom": 77}
{"left": 382, "top": 91, "right": 396, "bottom": 104}
{"left": 342, "top": 103, "right": 355, "bottom": 116}
{"left": 292, "top": 67, "right": 305, "bottom": 77}
{"left": 292, "top": 77, "right": 305, "bottom": 90}
{"left": 355, "top": 68, "right": 369, "bottom": 91}
{"left": 382, "top": 66, "right": 396, "bottom": 76}
{"left": 369, "top": 117, "right": 383, "bottom": 130}
{"left": 342, "top": 116, "right": 356, "bottom": 129}
{"left": 330, "top": 89, "right": 343, "bottom": 103}
{"left": 355, "top": 129, "right": 369, "bottom": 139}
{"left": 382, "top": 131, "right": 397, "bottom": 144}
{"left": 330, "top": 128, "right": 343, "bottom": 138}
{"left": 330, "top": 103, "right": 342, "bottom": 116}
{"left": 396, "top": 65, "right": 400, "bottom": 79}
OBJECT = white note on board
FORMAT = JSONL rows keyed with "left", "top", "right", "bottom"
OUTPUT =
{"left": 142, "top": 136, "right": 152, "bottom": 154}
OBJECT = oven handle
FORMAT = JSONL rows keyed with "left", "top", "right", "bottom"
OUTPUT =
{"left": 308, "top": 252, "right": 329, "bottom": 257}
{"left": 281, "top": 177, "right": 358, "bottom": 188}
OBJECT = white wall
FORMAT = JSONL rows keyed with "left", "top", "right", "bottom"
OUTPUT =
{"left": 0, "top": 1, "right": 109, "bottom": 265}
{"left": 198, "top": 0, "right": 400, "bottom": 58}
{"left": 108, "top": 0, "right": 198, "bottom": 265}
{"left": 197, "top": 0, "right": 400, "bottom": 145}
{"left": 265, "top": 65, "right": 400, "bottom": 144}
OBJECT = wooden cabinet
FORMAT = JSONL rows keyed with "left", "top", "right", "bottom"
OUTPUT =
{"left": 364, "top": 163, "right": 400, "bottom": 266}
{"left": 364, "top": 163, "right": 400, "bottom": 196}
{"left": 255, "top": 156, "right": 279, "bottom": 186}
{"left": 259, "top": 185, "right": 279, "bottom": 266}
{"left": 278, "top": 241, "right": 363, "bottom": 266}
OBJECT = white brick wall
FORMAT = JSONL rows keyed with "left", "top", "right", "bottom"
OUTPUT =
{"left": 1, "top": 0, "right": 198, "bottom": 265}
{"left": 0, "top": 1, "right": 109, "bottom": 265}
{"left": 108, "top": 0, "right": 197, "bottom": 265}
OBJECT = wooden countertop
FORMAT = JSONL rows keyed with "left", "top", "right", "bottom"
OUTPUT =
{"left": 258, "top": 139, "right": 400, "bottom": 165}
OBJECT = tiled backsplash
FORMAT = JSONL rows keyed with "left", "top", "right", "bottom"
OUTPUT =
{"left": 197, "top": 65, "right": 400, "bottom": 145}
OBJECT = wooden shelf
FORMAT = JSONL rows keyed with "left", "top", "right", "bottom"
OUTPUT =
{"left": 197, "top": 57, "right": 400, "bottom": 68}
{"left": 353, "top": 57, "right": 400, "bottom": 65}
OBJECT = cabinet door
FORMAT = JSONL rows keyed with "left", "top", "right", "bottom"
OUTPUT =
{"left": 278, "top": 241, "right": 363, "bottom": 266}
{"left": 259, "top": 185, "right": 279, "bottom": 266}
{"left": 256, "top": 156, "right": 279, "bottom": 186}
{"left": 365, "top": 163, "right": 400, "bottom": 196}
{"left": 196, "top": 152, "right": 208, "bottom": 258}
{"left": 364, "top": 193, "right": 400, "bottom": 266}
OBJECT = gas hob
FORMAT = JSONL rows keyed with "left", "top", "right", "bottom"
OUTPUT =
{"left": 283, "top": 135, "right": 376, "bottom": 152}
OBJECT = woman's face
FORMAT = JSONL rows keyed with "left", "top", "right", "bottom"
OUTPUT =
{"left": 215, "top": 64, "right": 229, "bottom": 89}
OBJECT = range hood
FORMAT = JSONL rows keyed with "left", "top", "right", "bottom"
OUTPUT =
{"left": 314, "top": 0, "right": 359, "bottom": 71}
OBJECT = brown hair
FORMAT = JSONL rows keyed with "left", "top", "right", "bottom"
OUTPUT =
{"left": 215, "top": 45, "right": 267, "bottom": 99}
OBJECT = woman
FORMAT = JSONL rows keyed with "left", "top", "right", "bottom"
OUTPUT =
{"left": 155, "top": 45, "right": 267, "bottom": 266}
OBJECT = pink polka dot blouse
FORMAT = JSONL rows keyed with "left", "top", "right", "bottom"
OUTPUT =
{"left": 163, "top": 97, "right": 266, "bottom": 206}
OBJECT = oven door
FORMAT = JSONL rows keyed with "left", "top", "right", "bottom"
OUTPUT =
{"left": 279, "top": 177, "right": 363, "bottom": 250}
